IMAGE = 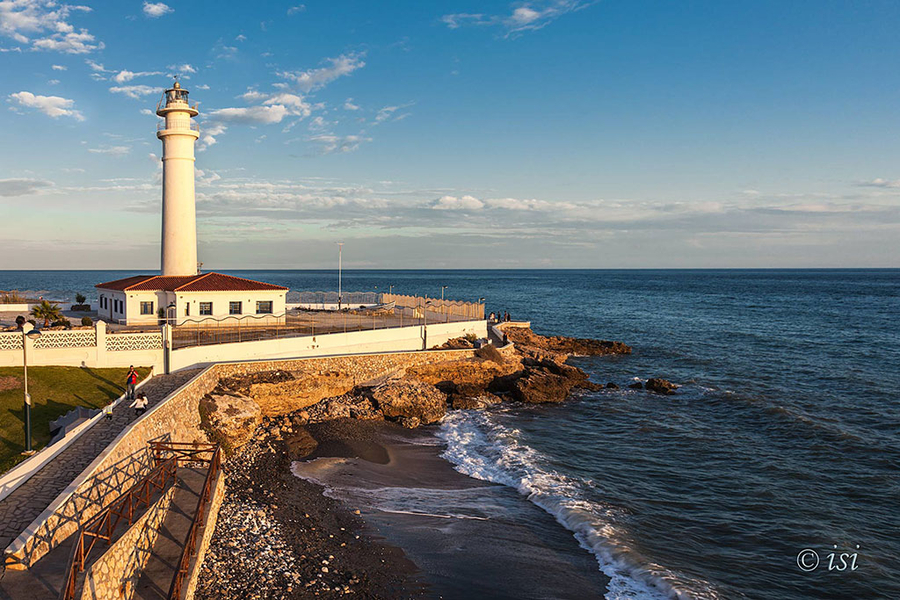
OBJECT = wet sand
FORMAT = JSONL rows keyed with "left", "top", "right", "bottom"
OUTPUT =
{"left": 296, "top": 420, "right": 610, "bottom": 599}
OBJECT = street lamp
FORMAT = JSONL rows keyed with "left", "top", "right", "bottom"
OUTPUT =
{"left": 440, "top": 286, "right": 448, "bottom": 323}
{"left": 20, "top": 323, "right": 41, "bottom": 455}
{"left": 337, "top": 242, "right": 344, "bottom": 310}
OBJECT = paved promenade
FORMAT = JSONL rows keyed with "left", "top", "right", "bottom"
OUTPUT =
{"left": 0, "top": 369, "right": 202, "bottom": 556}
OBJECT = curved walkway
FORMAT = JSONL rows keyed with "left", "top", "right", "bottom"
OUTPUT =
{"left": 0, "top": 369, "right": 202, "bottom": 559}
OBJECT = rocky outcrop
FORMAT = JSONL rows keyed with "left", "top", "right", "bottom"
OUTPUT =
{"left": 645, "top": 378, "right": 678, "bottom": 395}
{"left": 503, "top": 326, "right": 631, "bottom": 357}
{"left": 628, "top": 382, "right": 643, "bottom": 390}
{"left": 370, "top": 379, "right": 447, "bottom": 425}
{"left": 247, "top": 371, "right": 357, "bottom": 416}
{"left": 201, "top": 392, "right": 262, "bottom": 449}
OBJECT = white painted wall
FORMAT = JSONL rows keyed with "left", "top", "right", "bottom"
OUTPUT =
{"left": 169, "top": 319, "right": 486, "bottom": 371}
{"left": 0, "top": 319, "right": 486, "bottom": 373}
{"left": 174, "top": 290, "right": 286, "bottom": 326}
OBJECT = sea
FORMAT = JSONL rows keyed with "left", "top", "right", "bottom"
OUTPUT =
{"left": 2, "top": 269, "right": 898, "bottom": 599}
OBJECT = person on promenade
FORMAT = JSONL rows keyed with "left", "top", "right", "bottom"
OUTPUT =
{"left": 489, "top": 312, "right": 496, "bottom": 322}
{"left": 103, "top": 403, "right": 113, "bottom": 421}
{"left": 125, "top": 366, "right": 138, "bottom": 401}
{"left": 131, "top": 392, "right": 148, "bottom": 417}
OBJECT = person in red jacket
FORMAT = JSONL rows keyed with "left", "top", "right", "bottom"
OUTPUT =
{"left": 125, "top": 366, "right": 139, "bottom": 401}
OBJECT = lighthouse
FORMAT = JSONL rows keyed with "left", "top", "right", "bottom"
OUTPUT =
{"left": 95, "top": 81, "right": 288, "bottom": 328}
{"left": 156, "top": 81, "right": 200, "bottom": 276}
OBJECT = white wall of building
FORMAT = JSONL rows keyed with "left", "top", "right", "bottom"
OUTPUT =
{"left": 173, "top": 290, "right": 286, "bottom": 326}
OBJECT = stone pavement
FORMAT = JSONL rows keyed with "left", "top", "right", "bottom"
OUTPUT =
{"left": 0, "top": 369, "right": 202, "bottom": 558}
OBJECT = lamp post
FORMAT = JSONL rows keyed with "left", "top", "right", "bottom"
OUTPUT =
{"left": 337, "top": 242, "right": 344, "bottom": 310}
{"left": 21, "top": 323, "right": 41, "bottom": 455}
{"left": 440, "top": 286, "right": 448, "bottom": 323}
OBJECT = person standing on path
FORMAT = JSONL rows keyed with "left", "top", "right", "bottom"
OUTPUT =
{"left": 103, "top": 403, "right": 113, "bottom": 421}
{"left": 125, "top": 366, "right": 139, "bottom": 401}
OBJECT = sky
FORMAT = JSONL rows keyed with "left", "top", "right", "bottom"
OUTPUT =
{"left": 1, "top": 0, "right": 899, "bottom": 269}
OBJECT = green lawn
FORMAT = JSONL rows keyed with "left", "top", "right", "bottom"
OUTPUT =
{"left": 0, "top": 366, "right": 151, "bottom": 474}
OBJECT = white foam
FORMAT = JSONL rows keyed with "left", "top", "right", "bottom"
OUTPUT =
{"left": 438, "top": 411, "right": 721, "bottom": 600}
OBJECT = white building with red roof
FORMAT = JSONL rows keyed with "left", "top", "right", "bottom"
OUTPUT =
{"left": 95, "top": 82, "right": 287, "bottom": 326}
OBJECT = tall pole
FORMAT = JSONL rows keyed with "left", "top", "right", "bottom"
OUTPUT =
{"left": 337, "top": 242, "right": 344, "bottom": 310}
{"left": 21, "top": 328, "right": 33, "bottom": 454}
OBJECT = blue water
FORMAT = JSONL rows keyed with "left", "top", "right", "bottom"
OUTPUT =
{"left": 2, "top": 269, "right": 898, "bottom": 599}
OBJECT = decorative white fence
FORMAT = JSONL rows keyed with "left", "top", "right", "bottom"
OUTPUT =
{"left": 106, "top": 332, "right": 163, "bottom": 352}
{"left": 34, "top": 330, "right": 96, "bottom": 349}
{"left": 0, "top": 332, "right": 23, "bottom": 351}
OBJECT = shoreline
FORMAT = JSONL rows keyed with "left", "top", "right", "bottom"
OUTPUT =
{"left": 195, "top": 419, "right": 425, "bottom": 599}
{"left": 199, "top": 417, "right": 611, "bottom": 599}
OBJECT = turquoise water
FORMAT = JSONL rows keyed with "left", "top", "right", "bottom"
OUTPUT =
{"left": 2, "top": 269, "right": 898, "bottom": 599}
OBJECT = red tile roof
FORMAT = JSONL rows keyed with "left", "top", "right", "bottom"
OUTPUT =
{"left": 96, "top": 272, "right": 288, "bottom": 292}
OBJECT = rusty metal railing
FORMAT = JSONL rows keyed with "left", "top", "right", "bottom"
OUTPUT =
{"left": 165, "top": 442, "right": 221, "bottom": 599}
{"left": 59, "top": 455, "right": 178, "bottom": 600}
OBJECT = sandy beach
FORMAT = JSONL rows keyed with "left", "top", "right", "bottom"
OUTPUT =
{"left": 197, "top": 417, "right": 609, "bottom": 599}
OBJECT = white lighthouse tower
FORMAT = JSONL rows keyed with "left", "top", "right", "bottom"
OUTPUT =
{"left": 156, "top": 81, "right": 200, "bottom": 276}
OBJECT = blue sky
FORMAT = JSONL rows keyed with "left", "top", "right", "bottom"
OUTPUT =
{"left": 1, "top": 0, "right": 899, "bottom": 269}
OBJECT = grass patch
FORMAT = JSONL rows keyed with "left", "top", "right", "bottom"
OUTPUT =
{"left": 0, "top": 366, "right": 151, "bottom": 474}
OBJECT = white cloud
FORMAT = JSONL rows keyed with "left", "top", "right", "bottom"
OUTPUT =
{"left": 278, "top": 52, "right": 365, "bottom": 92}
{"left": 442, "top": 1, "right": 594, "bottom": 36}
{"left": 859, "top": 178, "right": 900, "bottom": 189}
{"left": 343, "top": 98, "right": 360, "bottom": 111}
{"left": 208, "top": 105, "right": 290, "bottom": 124}
{"left": 109, "top": 85, "right": 160, "bottom": 99}
{"left": 0, "top": 178, "right": 53, "bottom": 196}
{"left": 235, "top": 34, "right": 246, "bottom": 42}
{"left": 113, "top": 69, "right": 162, "bottom": 83}
{"left": 287, "top": 5, "right": 305, "bottom": 15}
{"left": 140, "top": 108, "right": 154, "bottom": 115}
{"left": 263, "top": 92, "right": 311, "bottom": 117}
{"left": 89, "top": 145, "right": 131, "bottom": 156}
{"left": 198, "top": 122, "right": 227, "bottom": 150}
{"left": 8, "top": 90, "right": 84, "bottom": 120}
{"left": 0, "top": 0, "right": 101, "bottom": 53}
{"left": 195, "top": 83, "right": 210, "bottom": 90}
{"left": 142, "top": 2, "right": 173, "bottom": 18}
{"left": 167, "top": 62, "right": 197, "bottom": 74}
{"left": 33, "top": 29, "right": 102, "bottom": 54}
{"left": 432, "top": 195, "right": 485, "bottom": 211}
{"left": 85, "top": 59, "right": 108, "bottom": 72}
{"left": 51, "top": 64, "right": 66, "bottom": 70}
{"left": 48, "top": 78, "right": 59, "bottom": 84}
{"left": 308, "top": 134, "right": 370, "bottom": 155}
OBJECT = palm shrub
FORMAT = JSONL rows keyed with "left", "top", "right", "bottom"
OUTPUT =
{"left": 31, "top": 300, "right": 62, "bottom": 327}
{"left": 75, "top": 293, "right": 87, "bottom": 305}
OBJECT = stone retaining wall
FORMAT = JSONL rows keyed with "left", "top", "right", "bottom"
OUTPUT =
{"left": 79, "top": 485, "right": 176, "bottom": 600}
{"left": 7, "top": 348, "right": 475, "bottom": 567}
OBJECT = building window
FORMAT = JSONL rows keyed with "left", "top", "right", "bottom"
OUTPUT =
{"left": 199, "top": 302, "right": 213, "bottom": 315}
{"left": 229, "top": 301, "right": 242, "bottom": 315}
{"left": 140, "top": 301, "right": 154, "bottom": 315}
{"left": 185, "top": 303, "right": 190, "bottom": 317}
{"left": 256, "top": 300, "right": 273, "bottom": 314}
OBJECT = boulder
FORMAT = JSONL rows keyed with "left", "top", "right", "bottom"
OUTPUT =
{"left": 451, "top": 392, "right": 502, "bottom": 410}
{"left": 202, "top": 392, "right": 262, "bottom": 449}
{"left": 285, "top": 427, "right": 318, "bottom": 460}
{"left": 628, "top": 382, "right": 643, "bottom": 390}
{"left": 512, "top": 369, "right": 575, "bottom": 404}
{"left": 371, "top": 379, "right": 447, "bottom": 425}
{"left": 575, "top": 380, "right": 603, "bottom": 392}
{"left": 645, "top": 378, "right": 678, "bottom": 395}
{"left": 606, "top": 382, "right": 620, "bottom": 389}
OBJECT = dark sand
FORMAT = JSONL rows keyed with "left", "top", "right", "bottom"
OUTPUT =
{"left": 295, "top": 420, "right": 611, "bottom": 600}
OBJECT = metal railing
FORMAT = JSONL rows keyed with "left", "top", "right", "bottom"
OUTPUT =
{"left": 170, "top": 303, "right": 480, "bottom": 350}
{"left": 157, "top": 121, "right": 200, "bottom": 132}
{"left": 160, "top": 442, "right": 221, "bottom": 600}
{"left": 60, "top": 455, "right": 179, "bottom": 600}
